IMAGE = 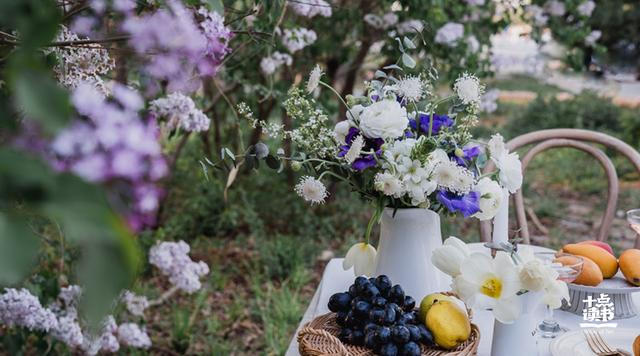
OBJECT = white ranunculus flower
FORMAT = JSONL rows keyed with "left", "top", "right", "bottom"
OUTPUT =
{"left": 487, "top": 133, "right": 506, "bottom": 158}
{"left": 358, "top": 99, "right": 408, "bottom": 139}
{"left": 432, "top": 236, "right": 471, "bottom": 277}
{"left": 343, "top": 242, "right": 377, "bottom": 276}
{"left": 473, "top": 177, "right": 504, "bottom": 221}
{"left": 519, "top": 259, "right": 552, "bottom": 292}
{"left": 494, "top": 151, "right": 523, "bottom": 193}
{"left": 346, "top": 104, "right": 365, "bottom": 122}
{"left": 542, "top": 279, "right": 569, "bottom": 309}
{"left": 374, "top": 172, "right": 404, "bottom": 197}
{"left": 452, "top": 252, "right": 523, "bottom": 323}
{"left": 334, "top": 120, "right": 351, "bottom": 143}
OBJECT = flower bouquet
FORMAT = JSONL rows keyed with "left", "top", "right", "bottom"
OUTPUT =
{"left": 241, "top": 37, "right": 523, "bottom": 298}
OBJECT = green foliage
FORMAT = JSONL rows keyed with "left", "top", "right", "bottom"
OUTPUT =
{"left": 503, "top": 91, "right": 637, "bottom": 140}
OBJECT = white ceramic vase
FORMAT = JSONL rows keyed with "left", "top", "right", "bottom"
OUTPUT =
{"left": 374, "top": 208, "right": 445, "bottom": 301}
{"left": 491, "top": 292, "right": 542, "bottom": 356}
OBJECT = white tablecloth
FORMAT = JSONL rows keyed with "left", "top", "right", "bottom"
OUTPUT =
{"left": 286, "top": 244, "right": 640, "bottom": 356}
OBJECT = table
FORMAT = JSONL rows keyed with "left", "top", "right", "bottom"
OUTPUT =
{"left": 286, "top": 244, "right": 640, "bottom": 356}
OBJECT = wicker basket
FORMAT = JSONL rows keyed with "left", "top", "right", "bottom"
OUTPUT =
{"left": 297, "top": 313, "right": 480, "bottom": 356}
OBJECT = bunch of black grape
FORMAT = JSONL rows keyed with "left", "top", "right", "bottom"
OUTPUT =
{"left": 328, "top": 275, "right": 434, "bottom": 356}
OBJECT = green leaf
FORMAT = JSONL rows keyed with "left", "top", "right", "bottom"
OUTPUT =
{"left": 0, "top": 214, "right": 40, "bottom": 286}
{"left": 224, "top": 147, "right": 235, "bottom": 161}
{"left": 207, "top": 0, "right": 225, "bottom": 14}
{"left": 374, "top": 70, "right": 387, "bottom": 79}
{"left": 12, "top": 67, "right": 71, "bottom": 134}
{"left": 403, "top": 36, "right": 416, "bottom": 49}
{"left": 402, "top": 53, "right": 416, "bottom": 69}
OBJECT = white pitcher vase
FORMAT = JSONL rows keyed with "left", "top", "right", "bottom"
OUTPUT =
{"left": 374, "top": 208, "right": 445, "bottom": 300}
{"left": 491, "top": 292, "right": 542, "bottom": 356}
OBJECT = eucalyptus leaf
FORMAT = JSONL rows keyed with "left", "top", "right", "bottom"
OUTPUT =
{"left": 395, "top": 37, "right": 405, "bottom": 52}
{"left": 403, "top": 36, "right": 416, "bottom": 49}
{"left": 207, "top": 0, "right": 224, "bottom": 14}
{"left": 383, "top": 64, "right": 403, "bottom": 71}
{"left": 402, "top": 53, "right": 416, "bottom": 68}
{"left": 0, "top": 214, "right": 40, "bottom": 286}
{"left": 374, "top": 70, "right": 387, "bottom": 79}
{"left": 224, "top": 147, "right": 235, "bottom": 161}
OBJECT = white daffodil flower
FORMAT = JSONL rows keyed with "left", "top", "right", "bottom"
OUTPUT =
{"left": 453, "top": 252, "right": 523, "bottom": 324}
{"left": 343, "top": 242, "right": 377, "bottom": 277}
{"left": 432, "top": 236, "right": 471, "bottom": 277}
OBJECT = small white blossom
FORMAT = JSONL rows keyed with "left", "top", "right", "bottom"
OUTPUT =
{"left": 435, "top": 22, "right": 464, "bottom": 46}
{"left": 281, "top": 27, "right": 317, "bottom": 53}
{"left": 260, "top": 52, "right": 292, "bottom": 75}
{"left": 288, "top": 0, "right": 332, "bottom": 18}
{"left": 525, "top": 5, "right": 549, "bottom": 26}
{"left": 545, "top": 0, "right": 566, "bottom": 16}
{"left": 344, "top": 135, "right": 364, "bottom": 164}
{"left": 52, "top": 315, "right": 84, "bottom": 348}
{"left": 295, "top": 176, "right": 328, "bottom": 204}
{"left": 432, "top": 160, "right": 475, "bottom": 194}
{"left": 454, "top": 73, "right": 484, "bottom": 105}
{"left": 577, "top": 1, "right": 595, "bottom": 16}
{"left": 122, "top": 291, "right": 149, "bottom": 317}
{"left": 0, "top": 288, "right": 58, "bottom": 332}
{"left": 149, "top": 240, "right": 210, "bottom": 293}
{"left": 585, "top": 30, "right": 601, "bottom": 46}
{"left": 396, "top": 76, "right": 425, "bottom": 102}
{"left": 374, "top": 172, "right": 404, "bottom": 197}
{"left": 150, "top": 92, "right": 210, "bottom": 132}
{"left": 117, "top": 323, "right": 151, "bottom": 349}
{"left": 306, "top": 64, "right": 323, "bottom": 93}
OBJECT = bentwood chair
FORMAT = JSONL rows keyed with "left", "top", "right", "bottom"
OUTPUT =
{"left": 480, "top": 129, "right": 640, "bottom": 249}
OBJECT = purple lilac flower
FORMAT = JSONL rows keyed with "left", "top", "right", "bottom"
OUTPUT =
{"left": 452, "top": 145, "right": 481, "bottom": 166}
{"left": 149, "top": 240, "right": 210, "bottom": 293}
{"left": 117, "top": 323, "right": 151, "bottom": 349}
{"left": 409, "top": 114, "right": 454, "bottom": 135}
{"left": 437, "top": 190, "right": 481, "bottom": 217}
{"left": 122, "top": 1, "right": 232, "bottom": 93}
{"left": 51, "top": 83, "right": 167, "bottom": 231}
{"left": 0, "top": 288, "right": 59, "bottom": 332}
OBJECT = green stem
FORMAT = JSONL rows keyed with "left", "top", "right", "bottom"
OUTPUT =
{"left": 319, "top": 81, "right": 355, "bottom": 120}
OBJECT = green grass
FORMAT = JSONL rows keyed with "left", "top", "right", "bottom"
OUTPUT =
{"left": 488, "top": 74, "right": 563, "bottom": 95}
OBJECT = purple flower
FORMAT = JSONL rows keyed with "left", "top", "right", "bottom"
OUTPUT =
{"left": 337, "top": 128, "right": 383, "bottom": 171}
{"left": 437, "top": 190, "right": 480, "bottom": 217}
{"left": 409, "top": 114, "right": 454, "bottom": 135}
{"left": 452, "top": 145, "right": 481, "bottom": 166}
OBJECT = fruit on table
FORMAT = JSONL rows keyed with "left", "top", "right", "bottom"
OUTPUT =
{"left": 328, "top": 275, "right": 436, "bottom": 354}
{"left": 619, "top": 249, "right": 640, "bottom": 286}
{"left": 556, "top": 255, "right": 603, "bottom": 286}
{"left": 633, "top": 335, "right": 640, "bottom": 356}
{"left": 561, "top": 243, "right": 619, "bottom": 278}
{"left": 418, "top": 293, "right": 452, "bottom": 322}
{"left": 577, "top": 240, "right": 614, "bottom": 255}
{"left": 425, "top": 300, "right": 471, "bottom": 350}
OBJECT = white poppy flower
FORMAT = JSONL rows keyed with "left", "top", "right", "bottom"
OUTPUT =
{"left": 453, "top": 252, "right": 523, "bottom": 324}
{"left": 343, "top": 242, "right": 377, "bottom": 277}
{"left": 306, "top": 64, "right": 323, "bottom": 93}
{"left": 358, "top": 99, "right": 408, "bottom": 139}
{"left": 472, "top": 178, "right": 504, "bottom": 221}
{"left": 432, "top": 236, "right": 471, "bottom": 277}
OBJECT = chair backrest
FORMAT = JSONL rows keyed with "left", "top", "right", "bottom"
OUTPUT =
{"left": 480, "top": 129, "right": 640, "bottom": 249}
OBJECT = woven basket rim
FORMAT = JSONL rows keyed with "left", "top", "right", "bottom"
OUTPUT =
{"left": 297, "top": 311, "right": 481, "bottom": 356}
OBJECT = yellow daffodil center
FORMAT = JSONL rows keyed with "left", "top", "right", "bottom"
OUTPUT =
{"left": 480, "top": 276, "right": 503, "bottom": 299}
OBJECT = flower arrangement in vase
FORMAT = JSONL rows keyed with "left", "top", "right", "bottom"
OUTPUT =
{"left": 239, "top": 36, "right": 523, "bottom": 298}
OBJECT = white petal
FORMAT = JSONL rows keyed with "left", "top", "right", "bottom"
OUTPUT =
{"left": 443, "top": 236, "right": 471, "bottom": 257}
{"left": 453, "top": 275, "right": 479, "bottom": 306}
{"left": 494, "top": 253, "right": 522, "bottom": 296}
{"left": 459, "top": 253, "right": 494, "bottom": 283}
{"left": 343, "top": 243, "right": 377, "bottom": 277}
{"left": 492, "top": 295, "right": 522, "bottom": 324}
{"left": 432, "top": 245, "right": 466, "bottom": 276}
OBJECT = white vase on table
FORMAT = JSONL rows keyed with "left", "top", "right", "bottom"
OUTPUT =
{"left": 491, "top": 292, "right": 542, "bottom": 356}
{"left": 374, "top": 208, "right": 445, "bottom": 301}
